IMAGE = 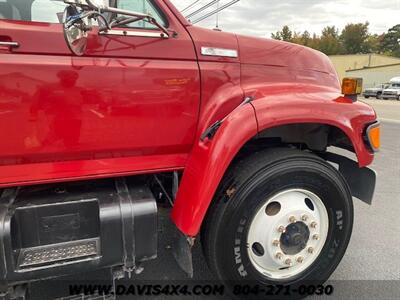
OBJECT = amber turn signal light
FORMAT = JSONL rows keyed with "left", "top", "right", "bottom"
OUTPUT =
{"left": 366, "top": 123, "right": 380, "bottom": 152}
{"left": 342, "top": 77, "right": 363, "bottom": 96}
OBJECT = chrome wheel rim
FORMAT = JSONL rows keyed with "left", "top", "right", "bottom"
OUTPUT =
{"left": 247, "top": 189, "right": 329, "bottom": 280}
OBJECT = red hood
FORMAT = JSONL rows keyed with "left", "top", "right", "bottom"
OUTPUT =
{"left": 236, "top": 34, "right": 338, "bottom": 76}
{"left": 186, "top": 26, "right": 341, "bottom": 91}
{"left": 187, "top": 26, "right": 338, "bottom": 76}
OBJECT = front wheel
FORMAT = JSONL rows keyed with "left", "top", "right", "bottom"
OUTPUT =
{"left": 202, "top": 148, "right": 353, "bottom": 299}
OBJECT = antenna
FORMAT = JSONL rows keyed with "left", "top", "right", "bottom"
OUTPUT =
{"left": 215, "top": 0, "right": 220, "bottom": 29}
{"left": 191, "top": 0, "right": 240, "bottom": 24}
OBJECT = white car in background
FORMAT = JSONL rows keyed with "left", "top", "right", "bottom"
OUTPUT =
{"left": 363, "top": 83, "right": 389, "bottom": 99}
{"left": 382, "top": 77, "right": 400, "bottom": 100}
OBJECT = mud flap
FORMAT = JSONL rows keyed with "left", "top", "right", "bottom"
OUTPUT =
{"left": 172, "top": 227, "right": 194, "bottom": 278}
{"left": 323, "top": 152, "right": 376, "bottom": 205}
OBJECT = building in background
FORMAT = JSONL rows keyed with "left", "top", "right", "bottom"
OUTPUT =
{"left": 329, "top": 54, "right": 400, "bottom": 82}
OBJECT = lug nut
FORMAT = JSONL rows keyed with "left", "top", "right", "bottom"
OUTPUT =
{"left": 289, "top": 216, "right": 296, "bottom": 223}
{"left": 275, "top": 252, "right": 283, "bottom": 260}
{"left": 313, "top": 234, "right": 319, "bottom": 240}
{"left": 310, "top": 222, "right": 317, "bottom": 229}
{"left": 272, "top": 240, "right": 280, "bottom": 247}
{"left": 284, "top": 258, "right": 292, "bottom": 265}
{"left": 296, "top": 257, "right": 304, "bottom": 263}
{"left": 308, "top": 247, "right": 314, "bottom": 254}
{"left": 301, "top": 215, "right": 308, "bottom": 221}
{"left": 277, "top": 226, "right": 285, "bottom": 233}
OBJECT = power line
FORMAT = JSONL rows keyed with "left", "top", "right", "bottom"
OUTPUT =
{"left": 192, "top": 0, "right": 239, "bottom": 24}
{"left": 181, "top": 0, "right": 202, "bottom": 13}
{"left": 185, "top": 0, "right": 219, "bottom": 19}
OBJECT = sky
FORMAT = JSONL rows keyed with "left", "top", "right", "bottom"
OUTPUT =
{"left": 171, "top": 0, "right": 400, "bottom": 38}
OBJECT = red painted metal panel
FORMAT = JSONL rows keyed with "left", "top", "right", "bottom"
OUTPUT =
{"left": 0, "top": 153, "right": 186, "bottom": 188}
{"left": 0, "top": 1, "right": 200, "bottom": 186}
{"left": 250, "top": 92, "right": 376, "bottom": 167}
{"left": 171, "top": 103, "right": 258, "bottom": 236}
{"left": 195, "top": 61, "right": 244, "bottom": 137}
{"left": 187, "top": 26, "right": 240, "bottom": 63}
{"left": 237, "top": 34, "right": 339, "bottom": 79}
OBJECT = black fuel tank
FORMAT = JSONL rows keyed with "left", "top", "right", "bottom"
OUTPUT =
{"left": 0, "top": 177, "right": 157, "bottom": 289}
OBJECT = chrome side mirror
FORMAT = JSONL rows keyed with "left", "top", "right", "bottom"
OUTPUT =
{"left": 62, "top": 0, "right": 169, "bottom": 56}
{"left": 63, "top": 5, "right": 91, "bottom": 56}
{"left": 62, "top": 1, "right": 110, "bottom": 56}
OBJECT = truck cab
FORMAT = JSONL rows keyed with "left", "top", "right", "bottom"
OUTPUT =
{"left": 0, "top": 1, "right": 379, "bottom": 299}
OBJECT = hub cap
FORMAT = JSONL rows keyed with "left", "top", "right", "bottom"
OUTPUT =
{"left": 280, "top": 221, "right": 310, "bottom": 255}
{"left": 247, "top": 189, "right": 329, "bottom": 280}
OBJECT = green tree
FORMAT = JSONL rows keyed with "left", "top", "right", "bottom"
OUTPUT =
{"left": 381, "top": 24, "right": 400, "bottom": 57}
{"left": 271, "top": 25, "right": 293, "bottom": 42}
{"left": 300, "top": 31, "right": 311, "bottom": 47}
{"left": 364, "top": 34, "right": 384, "bottom": 53}
{"left": 319, "top": 26, "right": 342, "bottom": 55}
{"left": 291, "top": 32, "right": 303, "bottom": 45}
{"left": 270, "top": 22, "right": 400, "bottom": 57}
{"left": 309, "top": 33, "right": 321, "bottom": 51}
{"left": 340, "top": 22, "right": 370, "bottom": 54}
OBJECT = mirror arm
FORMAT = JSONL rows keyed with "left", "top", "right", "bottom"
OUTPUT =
{"left": 146, "top": 16, "right": 169, "bottom": 37}
{"left": 109, "top": 16, "right": 144, "bottom": 29}
{"left": 99, "top": 7, "right": 169, "bottom": 37}
{"left": 98, "top": 16, "right": 142, "bottom": 32}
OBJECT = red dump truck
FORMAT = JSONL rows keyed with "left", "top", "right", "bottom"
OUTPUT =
{"left": 0, "top": 0, "right": 379, "bottom": 298}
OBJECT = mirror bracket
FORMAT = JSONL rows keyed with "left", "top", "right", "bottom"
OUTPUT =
{"left": 99, "top": 29, "right": 169, "bottom": 39}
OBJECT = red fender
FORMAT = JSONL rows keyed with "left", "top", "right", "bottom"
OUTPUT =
{"left": 171, "top": 103, "right": 258, "bottom": 236}
{"left": 250, "top": 86, "right": 377, "bottom": 167}
{"left": 171, "top": 87, "right": 377, "bottom": 237}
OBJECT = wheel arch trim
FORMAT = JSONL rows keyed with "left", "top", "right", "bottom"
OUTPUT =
{"left": 171, "top": 93, "right": 377, "bottom": 236}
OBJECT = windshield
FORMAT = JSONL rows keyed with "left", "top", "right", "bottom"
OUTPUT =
{"left": 388, "top": 84, "right": 400, "bottom": 89}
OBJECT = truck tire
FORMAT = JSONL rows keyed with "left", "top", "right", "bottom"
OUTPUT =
{"left": 202, "top": 148, "right": 353, "bottom": 299}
